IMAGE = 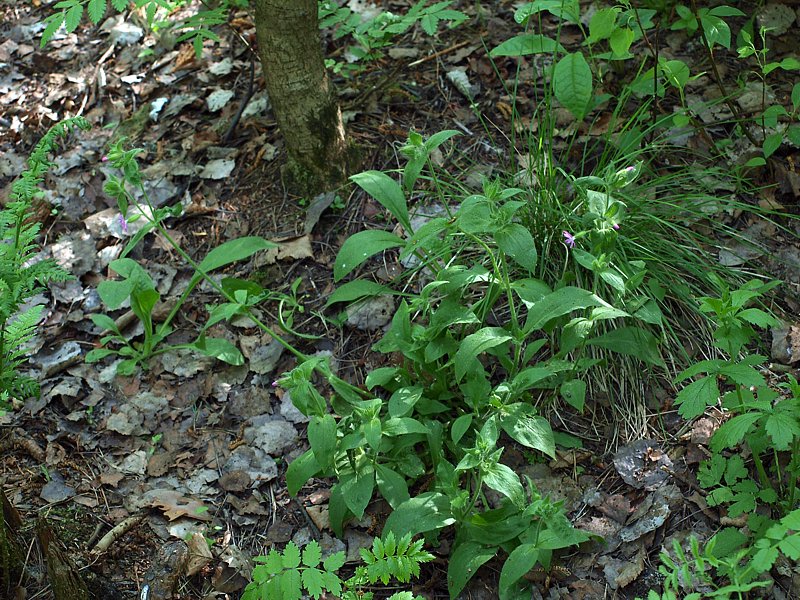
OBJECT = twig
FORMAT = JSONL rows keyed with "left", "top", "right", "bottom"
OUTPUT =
{"left": 222, "top": 52, "right": 256, "bottom": 143}
{"left": 408, "top": 40, "right": 471, "bottom": 67}
{"left": 89, "top": 513, "right": 145, "bottom": 556}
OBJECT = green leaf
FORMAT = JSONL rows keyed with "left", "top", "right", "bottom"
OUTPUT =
{"left": 765, "top": 411, "right": 800, "bottom": 450}
{"left": 482, "top": 462, "right": 525, "bottom": 507}
{"left": 282, "top": 542, "right": 302, "bottom": 569}
{"left": 333, "top": 230, "right": 404, "bottom": 282}
{"left": 710, "top": 412, "right": 762, "bottom": 452}
{"left": 194, "top": 236, "right": 276, "bottom": 283}
{"left": 499, "top": 543, "right": 540, "bottom": 598}
{"left": 675, "top": 376, "right": 720, "bottom": 419}
{"left": 389, "top": 386, "right": 423, "bottom": 417}
{"left": 87, "top": 0, "right": 106, "bottom": 23}
{"left": 376, "top": 463, "right": 411, "bottom": 509}
{"left": 762, "top": 132, "right": 783, "bottom": 158}
{"left": 792, "top": 83, "right": 800, "bottom": 111}
{"left": 736, "top": 308, "right": 778, "bottom": 328}
{"left": 340, "top": 467, "right": 375, "bottom": 520}
{"left": 286, "top": 450, "right": 321, "bottom": 496}
{"left": 525, "top": 287, "right": 605, "bottom": 332}
{"left": 308, "top": 415, "right": 337, "bottom": 470}
{"left": 302, "top": 541, "right": 322, "bottom": 568}
{"left": 85, "top": 348, "right": 117, "bottom": 363}
{"left": 454, "top": 327, "right": 512, "bottom": 381}
{"left": 447, "top": 542, "right": 496, "bottom": 599}
{"left": 192, "top": 337, "right": 243, "bottom": 365}
{"left": 553, "top": 52, "right": 592, "bottom": 120}
{"left": 500, "top": 404, "right": 555, "bottom": 458}
{"left": 490, "top": 34, "right": 564, "bottom": 57}
{"left": 587, "top": 326, "right": 664, "bottom": 367}
{"left": 451, "top": 414, "right": 473, "bottom": 443}
{"left": 496, "top": 223, "right": 537, "bottom": 272}
{"left": 323, "top": 550, "right": 347, "bottom": 573}
{"left": 111, "top": 0, "right": 127, "bottom": 9}
{"left": 384, "top": 492, "right": 455, "bottom": 537}
{"left": 351, "top": 171, "right": 411, "bottom": 232}
{"left": 64, "top": 3, "right": 83, "bottom": 32}
{"left": 40, "top": 13, "right": 66, "bottom": 47}
{"left": 700, "top": 14, "right": 732, "bottom": 49}
{"left": 325, "top": 280, "right": 391, "bottom": 307}
{"left": 609, "top": 26, "right": 634, "bottom": 57}
{"left": 561, "top": 379, "right": 586, "bottom": 412}
{"left": 587, "top": 7, "right": 619, "bottom": 43}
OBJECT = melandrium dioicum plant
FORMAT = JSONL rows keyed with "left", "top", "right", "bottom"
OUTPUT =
{"left": 243, "top": 531, "right": 432, "bottom": 600}
{"left": 275, "top": 130, "right": 673, "bottom": 599}
{"left": 0, "top": 117, "right": 89, "bottom": 408}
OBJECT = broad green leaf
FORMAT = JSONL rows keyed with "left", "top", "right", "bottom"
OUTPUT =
{"left": 334, "top": 230, "right": 404, "bottom": 281}
{"left": 447, "top": 542, "right": 496, "bottom": 599}
{"left": 762, "top": 132, "right": 783, "bottom": 158}
{"left": 609, "top": 26, "right": 634, "bottom": 57}
{"left": 765, "top": 411, "right": 800, "bottom": 450}
{"left": 700, "top": 14, "right": 731, "bottom": 49}
{"left": 482, "top": 462, "right": 525, "bottom": 507}
{"left": 500, "top": 404, "right": 555, "bottom": 458}
{"left": 376, "top": 463, "right": 411, "bottom": 509}
{"left": 382, "top": 417, "right": 430, "bottom": 436}
{"left": 553, "top": 52, "right": 592, "bottom": 120}
{"left": 490, "top": 34, "right": 564, "bottom": 57}
{"left": 451, "top": 414, "right": 473, "bottom": 443}
{"left": 351, "top": 171, "right": 411, "bottom": 231}
{"left": 194, "top": 236, "right": 275, "bottom": 282}
{"left": 710, "top": 412, "right": 762, "bottom": 452}
{"left": 384, "top": 492, "right": 455, "bottom": 537}
{"left": 496, "top": 223, "right": 537, "bottom": 272}
{"left": 40, "top": 13, "right": 65, "bottom": 47}
{"left": 324, "top": 280, "right": 391, "bottom": 307}
{"left": 285, "top": 450, "right": 321, "bottom": 496}
{"left": 193, "top": 337, "right": 243, "bottom": 365}
{"left": 454, "top": 327, "right": 512, "bottom": 381}
{"left": 308, "top": 415, "right": 337, "bottom": 470}
{"left": 499, "top": 543, "right": 540, "bottom": 599}
{"left": 340, "top": 467, "right": 375, "bottom": 520}
{"left": 561, "top": 379, "right": 586, "bottom": 412}
{"left": 675, "top": 376, "right": 719, "bottom": 419}
{"left": 587, "top": 326, "right": 664, "bottom": 367}
{"left": 85, "top": 348, "right": 116, "bottom": 363}
{"left": 587, "top": 7, "right": 619, "bottom": 43}
{"left": 389, "top": 386, "right": 423, "bottom": 417}
{"left": 525, "top": 286, "right": 606, "bottom": 332}
{"left": 90, "top": 313, "right": 122, "bottom": 334}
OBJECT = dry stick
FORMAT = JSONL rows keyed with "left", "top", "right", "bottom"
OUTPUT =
{"left": 689, "top": 0, "right": 761, "bottom": 149}
{"left": 89, "top": 513, "right": 145, "bottom": 556}
{"left": 408, "top": 39, "right": 472, "bottom": 67}
{"left": 222, "top": 52, "right": 256, "bottom": 144}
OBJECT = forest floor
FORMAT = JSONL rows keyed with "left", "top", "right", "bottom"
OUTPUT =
{"left": 1, "top": 0, "right": 800, "bottom": 599}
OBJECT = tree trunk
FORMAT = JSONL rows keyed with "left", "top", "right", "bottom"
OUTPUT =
{"left": 253, "top": 0, "right": 352, "bottom": 193}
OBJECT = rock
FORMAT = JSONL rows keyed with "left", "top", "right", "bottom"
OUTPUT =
{"left": 244, "top": 417, "right": 297, "bottom": 456}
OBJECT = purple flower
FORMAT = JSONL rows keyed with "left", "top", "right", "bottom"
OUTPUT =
{"left": 562, "top": 230, "right": 575, "bottom": 248}
{"left": 271, "top": 380, "right": 279, "bottom": 388}
{"left": 101, "top": 155, "right": 109, "bottom": 162}
{"left": 613, "top": 224, "right": 620, "bottom": 230}
{"left": 118, "top": 213, "right": 128, "bottom": 234}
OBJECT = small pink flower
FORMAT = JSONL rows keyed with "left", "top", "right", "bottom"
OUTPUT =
{"left": 562, "top": 231, "right": 575, "bottom": 248}
{"left": 101, "top": 155, "right": 109, "bottom": 162}
{"left": 613, "top": 224, "right": 620, "bottom": 230}
{"left": 118, "top": 214, "right": 128, "bottom": 234}
{"left": 271, "top": 380, "right": 279, "bottom": 388}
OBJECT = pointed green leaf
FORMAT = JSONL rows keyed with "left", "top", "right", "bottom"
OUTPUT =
{"left": 454, "top": 327, "right": 511, "bottom": 381}
{"left": 334, "top": 230, "right": 404, "bottom": 281}
{"left": 351, "top": 171, "right": 411, "bottom": 231}
{"left": 490, "top": 34, "right": 564, "bottom": 57}
{"left": 447, "top": 542, "right": 496, "bottom": 599}
{"left": 553, "top": 52, "right": 592, "bottom": 120}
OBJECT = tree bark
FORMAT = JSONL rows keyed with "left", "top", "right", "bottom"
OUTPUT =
{"left": 253, "top": 0, "right": 352, "bottom": 193}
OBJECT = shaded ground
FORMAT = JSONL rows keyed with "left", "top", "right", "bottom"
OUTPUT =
{"left": 1, "top": 1, "right": 799, "bottom": 599}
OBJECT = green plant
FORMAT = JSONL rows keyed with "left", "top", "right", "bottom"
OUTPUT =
{"left": 648, "top": 280, "right": 800, "bottom": 598}
{"left": 85, "top": 140, "right": 276, "bottom": 375}
{"left": 0, "top": 117, "right": 88, "bottom": 408}
{"left": 275, "top": 131, "right": 680, "bottom": 598}
{"left": 242, "top": 532, "right": 432, "bottom": 600}
{"left": 319, "top": 0, "right": 467, "bottom": 76}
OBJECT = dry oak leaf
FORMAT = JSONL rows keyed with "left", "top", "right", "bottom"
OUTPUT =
{"left": 144, "top": 489, "right": 213, "bottom": 522}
